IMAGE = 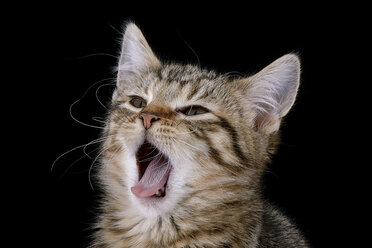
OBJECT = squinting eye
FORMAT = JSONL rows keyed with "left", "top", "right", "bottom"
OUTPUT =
{"left": 177, "top": 105, "right": 209, "bottom": 116}
{"left": 129, "top": 96, "right": 147, "bottom": 108}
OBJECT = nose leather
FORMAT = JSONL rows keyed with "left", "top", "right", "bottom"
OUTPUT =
{"left": 140, "top": 113, "right": 160, "bottom": 129}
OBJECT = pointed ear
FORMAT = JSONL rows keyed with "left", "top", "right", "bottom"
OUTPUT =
{"left": 117, "top": 23, "right": 160, "bottom": 87}
{"left": 243, "top": 54, "right": 301, "bottom": 133}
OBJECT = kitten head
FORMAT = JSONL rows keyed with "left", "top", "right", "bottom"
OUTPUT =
{"left": 100, "top": 23, "right": 300, "bottom": 217}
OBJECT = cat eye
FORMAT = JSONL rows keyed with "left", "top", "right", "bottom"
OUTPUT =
{"left": 177, "top": 105, "right": 209, "bottom": 116}
{"left": 129, "top": 96, "right": 147, "bottom": 108}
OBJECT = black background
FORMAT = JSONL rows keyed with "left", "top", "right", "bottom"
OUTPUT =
{"left": 9, "top": 4, "right": 367, "bottom": 248}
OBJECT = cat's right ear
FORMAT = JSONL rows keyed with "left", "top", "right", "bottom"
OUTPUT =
{"left": 117, "top": 23, "right": 160, "bottom": 88}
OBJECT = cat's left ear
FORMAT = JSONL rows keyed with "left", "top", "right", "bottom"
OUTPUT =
{"left": 117, "top": 23, "right": 160, "bottom": 87}
{"left": 242, "top": 54, "right": 301, "bottom": 133}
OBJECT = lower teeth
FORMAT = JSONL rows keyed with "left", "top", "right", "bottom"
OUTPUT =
{"left": 155, "top": 186, "right": 165, "bottom": 197}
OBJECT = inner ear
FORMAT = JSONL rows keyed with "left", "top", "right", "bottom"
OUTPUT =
{"left": 254, "top": 112, "right": 279, "bottom": 132}
{"left": 244, "top": 54, "right": 301, "bottom": 133}
{"left": 117, "top": 23, "right": 160, "bottom": 88}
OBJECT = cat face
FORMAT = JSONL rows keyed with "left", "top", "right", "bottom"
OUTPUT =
{"left": 105, "top": 65, "right": 247, "bottom": 216}
{"left": 100, "top": 23, "right": 300, "bottom": 217}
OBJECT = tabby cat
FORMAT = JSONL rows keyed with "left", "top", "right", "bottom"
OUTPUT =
{"left": 92, "top": 23, "right": 308, "bottom": 248}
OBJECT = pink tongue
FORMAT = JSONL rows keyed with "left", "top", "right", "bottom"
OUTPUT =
{"left": 131, "top": 155, "right": 171, "bottom": 198}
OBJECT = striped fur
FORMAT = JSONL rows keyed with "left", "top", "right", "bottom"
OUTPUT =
{"left": 91, "top": 23, "right": 307, "bottom": 248}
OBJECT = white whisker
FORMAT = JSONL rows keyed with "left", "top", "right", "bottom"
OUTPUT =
{"left": 138, "top": 152, "right": 162, "bottom": 163}
{"left": 70, "top": 99, "right": 105, "bottom": 129}
{"left": 69, "top": 77, "right": 115, "bottom": 129}
{"left": 175, "top": 138, "right": 200, "bottom": 151}
{"left": 88, "top": 143, "right": 118, "bottom": 190}
{"left": 176, "top": 126, "right": 199, "bottom": 135}
{"left": 52, "top": 134, "right": 114, "bottom": 171}
{"left": 52, "top": 144, "right": 87, "bottom": 171}
{"left": 92, "top": 116, "right": 106, "bottom": 124}
{"left": 75, "top": 53, "right": 118, "bottom": 60}
{"left": 83, "top": 135, "right": 115, "bottom": 159}
{"left": 58, "top": 146, "right": 102, "bottom": 182}
{"left": 95, "top": 82, "right": 116, "bottom": 109}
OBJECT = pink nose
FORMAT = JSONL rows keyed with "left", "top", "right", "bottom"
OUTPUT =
{"left": 140, "top": 113, "right": 160, "bottom": 130}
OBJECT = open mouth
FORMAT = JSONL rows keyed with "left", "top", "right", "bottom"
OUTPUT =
{"left": 130, "top": 140, "right": 172, "bottom": 198}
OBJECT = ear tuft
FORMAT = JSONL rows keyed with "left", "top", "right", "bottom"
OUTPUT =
{"left": 117, "top": 22, "right": 160, "bottom": 87}
{"left": 246, "top": 54, "right": 301, "bottom": 133}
